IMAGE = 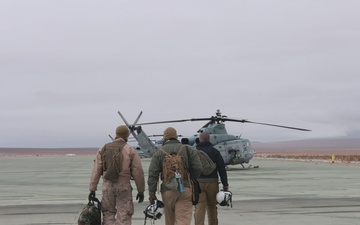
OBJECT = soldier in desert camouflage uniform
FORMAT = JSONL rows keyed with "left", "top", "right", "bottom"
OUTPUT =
{"left": 89, "top": 125, "right": 145, "bottom": 225}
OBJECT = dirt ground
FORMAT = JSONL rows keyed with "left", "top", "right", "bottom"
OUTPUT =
{"left": 251, "top": 139, "right": 360, "bottom": 163}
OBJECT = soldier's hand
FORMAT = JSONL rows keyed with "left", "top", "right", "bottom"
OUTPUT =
{"left": 223, "top": 186, "right": 229, "bottom": 192}
{"left": 149, "top": 194, "right": 157, "bottom": 204}
{"left": 136, "top": 192, "right": 144, "bottom": 203}
{"left": 88, "top": 191, "right": 96, "bottom": 201}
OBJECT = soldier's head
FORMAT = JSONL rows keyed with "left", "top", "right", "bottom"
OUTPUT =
{"left": 163, "top": 127, "right": 178, "bottom": 140}
{"left": 115, "top": 125, "right": 130, "bottom": 141}
{"left": 199, "top": 132, "right": 210, "bottom": 142}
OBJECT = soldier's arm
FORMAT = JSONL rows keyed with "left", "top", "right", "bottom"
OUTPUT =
{"left": 130, "top": 147, "right": 145, "bottom": 193}
{"left": 89, "top": 148, "right": 103, "bottom": 192}
{"left": 215, "top": 149, "right": 229, "bottom": 187}
{"left": 147, "top": 152, "right": 162, "bottom": 195}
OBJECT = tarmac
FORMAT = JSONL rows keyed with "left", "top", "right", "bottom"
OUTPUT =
{"left": 1, "top": 155, "right": 359, "bottom": 225}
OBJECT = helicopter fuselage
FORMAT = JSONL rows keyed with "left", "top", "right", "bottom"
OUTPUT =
{"left": 179, "top": 123, "right": 255, "bottom": 166}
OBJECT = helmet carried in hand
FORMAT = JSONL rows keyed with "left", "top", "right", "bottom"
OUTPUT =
{"left": 216, "top": 190, "right": 232, "bottom": 207}
{"left": 143, "top": 200, "right": 164, "bottom": 224}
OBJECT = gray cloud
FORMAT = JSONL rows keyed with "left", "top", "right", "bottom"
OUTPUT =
{"left": 1, "top": 1, "right": 359, "bottom": 147}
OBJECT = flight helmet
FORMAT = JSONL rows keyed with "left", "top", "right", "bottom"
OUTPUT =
{"left": 216, "top": 190, "right": 233, "bottom": 207}
{"left": 143, "top": 200, "right": 164, "bottom": 224}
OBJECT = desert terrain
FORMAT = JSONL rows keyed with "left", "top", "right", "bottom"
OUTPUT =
{"left": 1, "top": 137, "right": 359, "bottom": 163}
{"left": 0, "top": 147, "right": 99, "bottom": 157}
{"left": 252, "top": 137, "right": 360, "bottom": 163}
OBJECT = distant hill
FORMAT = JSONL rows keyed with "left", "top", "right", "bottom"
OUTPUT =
{"left": 252, "top": 137, "right": 360, "bottom": 154}
{"left": 1, "top": 137, "right": 359, "bottom": 157}
{"left": 0, "top": 147, "right": 98, "bottom": 157}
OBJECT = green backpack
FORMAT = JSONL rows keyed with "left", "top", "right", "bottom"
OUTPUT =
{"left": 197, "top": 150, "right": 217, "bottom": 176}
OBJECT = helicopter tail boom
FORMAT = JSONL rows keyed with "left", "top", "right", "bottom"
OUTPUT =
{"left": 118, "top": 111, "right": 157, "bottom": 157}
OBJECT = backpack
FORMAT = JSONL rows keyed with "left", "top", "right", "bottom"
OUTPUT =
{"left": 197, "top": 150, "right": 216, "bottom": 176}
{"left": 100, "top": 141, "right": 126, "bottom": 182}
{"left": 159, "top": 146, "right": 187, "bottom": 191}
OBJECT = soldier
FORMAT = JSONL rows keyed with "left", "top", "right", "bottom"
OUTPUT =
{"left": 194, "top": 132, "right": 229, "bottom": 225}
{"left": 148, "top": 127, "right": 202, "bottom": 225}
{"left": 89, "top": 125, "right": 145, "bottom": 225}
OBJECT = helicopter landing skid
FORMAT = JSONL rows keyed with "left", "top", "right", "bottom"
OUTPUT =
{"left": 242, "top": 164, "right": 253, "bottom": 170}
{"left": 245, "top": 164, "right": 260, "bottom": 169}
{"left": 226, "top": 164, "right": 258, "bottom": 170}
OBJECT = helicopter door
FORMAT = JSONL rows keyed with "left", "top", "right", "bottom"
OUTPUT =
{"left": 230, "top": 143, "right": 241, "bottom": 158}
{"left": 215, "top": 143, "right": 229, "bottom": 164}
{"left": 216, "top": 142, "right": 241, "bottom": 165}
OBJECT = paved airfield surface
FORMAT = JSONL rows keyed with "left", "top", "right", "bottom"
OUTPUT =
{"left": 1, "top": 156, "right": 359, "bottom": 225}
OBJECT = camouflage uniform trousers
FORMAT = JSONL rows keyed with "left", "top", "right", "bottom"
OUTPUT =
{"left": 161, "top": 187, "right": 193, "bottom": 225}
{"left": 194, "top": 182, "right": 219, "bottom": 225}
{"left": 101, "top": 181, "right": 134, "bottom": 225}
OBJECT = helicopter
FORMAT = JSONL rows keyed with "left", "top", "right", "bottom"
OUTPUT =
{"left": 117, "top": 110, "right": 311, "bottom": 168}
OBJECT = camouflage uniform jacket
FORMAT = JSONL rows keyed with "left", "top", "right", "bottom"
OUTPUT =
{"left": 89, "top": 138, "right": 145, "bottom": 193}
{"left": 147, "top": 139, "right": 202, "bottom": 195}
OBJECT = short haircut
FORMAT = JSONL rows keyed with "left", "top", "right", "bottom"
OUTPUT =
{"left": 199, "top": 132, "right": 210, "bottom": 142}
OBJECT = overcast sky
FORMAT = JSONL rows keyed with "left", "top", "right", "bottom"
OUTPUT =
{"left": 1, "top": 1, "right": 359, "bottom": 148}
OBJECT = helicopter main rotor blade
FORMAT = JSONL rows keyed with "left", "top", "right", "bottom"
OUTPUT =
{"left": 137, "top": 118, "right": 212, "bottom": 126}
{"left": 133, "top": 111, "right": 143, "bottom": 125}
{"left": 223, "top": 118, "right": 311, "bottom": 131}
{"left": 247, "top": 121, "right": 311, "bottom": 131}
{"left": 135, "top": 113, "right": 311, "bottom": 132}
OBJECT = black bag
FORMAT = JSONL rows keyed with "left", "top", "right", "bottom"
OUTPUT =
{"left": 191, "top": 178, "right": 201, "bottom": 205}
{"left": 186, "top": 147, "right": 201, "bottom": 205}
